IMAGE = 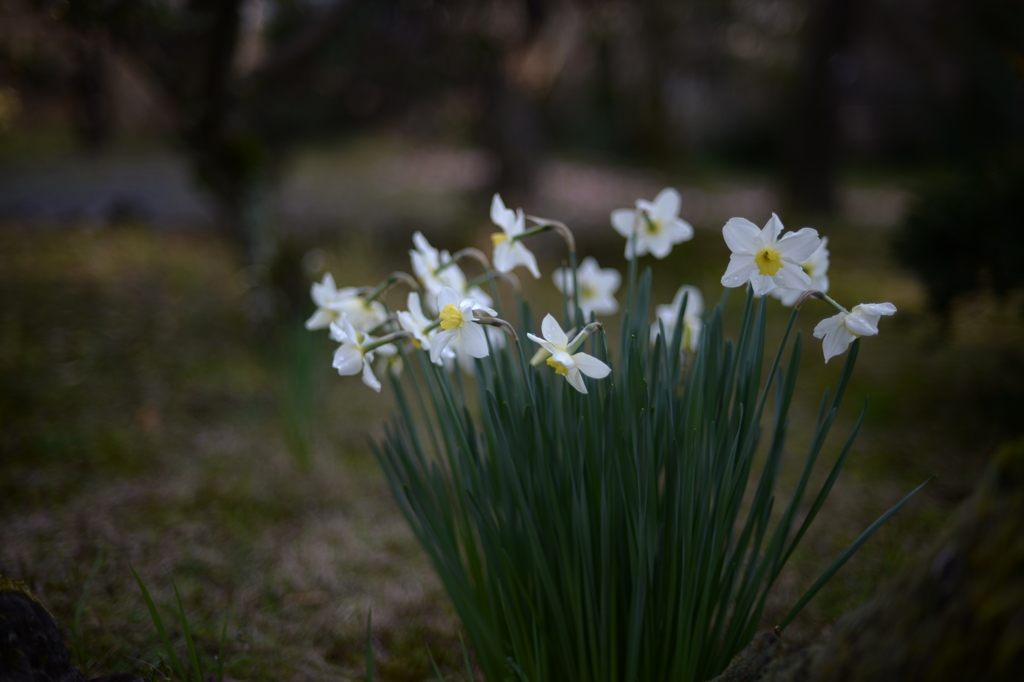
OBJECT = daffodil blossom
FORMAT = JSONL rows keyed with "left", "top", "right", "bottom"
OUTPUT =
{"left": 409, "top": 231, "right": 492, "bottom": 313}
{"left": 527, "top": 314, "right": 611, "bottom": 394}
{"left": 430, "top": 287, "right": 498, "bottom": 364}
{"left": 650, "top": 285, "right": 704, "bottom": 353}
{"left": 305, "top": 273, "right": 387, "bottom": 331}
{"left": 720, "top": 214, "right": 821, "bottom": 297}
{"left": 611, "top": 188, "right": 694, "bottom": 260}
{"left": 552, "top": 256, "right": 621, "bottom": 317}
{"left": 329, "top": 314, "right": 395, "bottom": 392}
{"left": 813, "top": 302, "right": 897, "bottom": 363}
{"left": 771, "top": 237, "right": 831, "bottom": 306}
{"left": 397, "top": 291, "right": 437, "bottom": 355}
{"left": 490, "top": 194, "right": 541, "bottom": 278}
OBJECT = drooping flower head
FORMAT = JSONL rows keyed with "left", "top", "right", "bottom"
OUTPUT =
{"left": 330, "top": 314, "right": 395, "bottom": 392}
{"left": 611, "top": 188, "right": 694, "bottom": 260}
{"left": 651, "top": 285, "right": 704, "bottom": 353}
{"left": 430, "top": 287, "right": 498, "bottom": 364}
{"left": 813, "top": 302, "right": 897, "bottom": 363}
{"left": 305, "top": 273, "right": 387, "bottom": 332}
{"left": 552, "top": 256, "right": 621, "bottom": 318}
{"left": 527, "top": 314, "right": 611, "bottom": 394}
{"left": 771, "top": 236, "right": 831, "bottom": 306}
{"left": 720, "top": 214, "right": 821, "bottom": 297}
{"left": 409, "top": 231, "right": 493, "bottom": 313}
{"left": 491, "top": 194, "right": 541, "bottom": 279}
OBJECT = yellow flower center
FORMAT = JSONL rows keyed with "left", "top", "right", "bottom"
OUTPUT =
{"left": 546, "top": 357, "right": 569, "bottom": 375}
{"left": 411, "top": 338, "right": 422, "bottom": 349}
{"left": 581, "top": 284, "right": 595, "bottom": 300}
{"left": 439, "top": 303, "right": 464, "bottom": 330}
{"left": 643, "top": 213, "right": 661, "bottom": 234}
{"left": 491, "top": 233, "right": 508, "bottom": 248}
{"left": 754, "top": 247, "right": 783, "bottom": 276}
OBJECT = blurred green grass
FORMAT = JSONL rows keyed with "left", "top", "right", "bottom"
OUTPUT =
{"left": 1, "top": 192, "right": 1022, "bottom": 679}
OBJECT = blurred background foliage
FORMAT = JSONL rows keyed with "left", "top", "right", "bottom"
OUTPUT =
{"left": 1, "top": 0, "right": 1023, "bottom": 680}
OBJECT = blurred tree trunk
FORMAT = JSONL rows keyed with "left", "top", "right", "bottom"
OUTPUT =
{"left": 70, "top": 32, "right": 111, "bottom": 152}
{"left": 786, "top": 0, "right": 863, "bottom": 213}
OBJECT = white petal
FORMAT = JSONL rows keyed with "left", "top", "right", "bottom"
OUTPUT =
{"left": 509, "top": 242, "right": 541, "bottom": 278}
{"left": 594, "top": 267, "right": 622, "bottom": 292}
{"left": 361, "top": 358, "right": 382, "bottom": 392}
{"left": 430, "top": 329, "right": 457, "bottom": 363}
{"left": 467, "top": 287, "right": 493, "bottom": 309}
{"left": 460, "top": 321, "right": 490, "bottom": 358}
{"left": 844, "top": 314, "right": 879, "bottom": 337}
{"left": 490, "top": 193, "right": 515, "bottom": 231}
{"left": 333, "top": 345, "right": 364, "bottom": 376}
{"left": 564, "top": 366, "right": 588, "bottom": 394}
{"left": 585, "top": 293, "right": 618, "bottom": 315}
{"left": 509, "top": 208, "right": 526, "bottom": 237}
{"left": 666, "top": 217, "right": 695, "bottom": 243}
{"left": 527, "top": 332, "right": 558, "bottom": 356}
{"left": 577, "top": 257, "right": 599, "bottom": 279}
{"left": 854, "top": 302, "right": 897, "bottom": 317}
{"left": 647, "top": 232, "right": 675, "bottom": 259}
{"left": 651, "top": 188, "right": 681, "bottom": 222}
{"left": 813, "top": 313, "right": 845, "bottom": 339}
{"left": 822, "top": 326, "right": 854, "bottom": 363}
{"left": 306, "top": 309, "right": 335, "bottom": 330}
{"left": 611, "top": 209, "right": 638, "bottom": 238}
{"left": 540, "top": 314, "right": 568, "bottom": 349}
{"left": 721, "top": 254, "right": 758, "bottom": 288}
{"left": 772, "top": 264, "right": 812, "bottom": 291}
{"left": 760, "top": 213, "right": 784, "bottom": 244}
{"left": 723, "top": 217, "right": 761, "bottom": 254}
{"left": 437, "top": 287, "right": 461, "bottom": 310}
{"left": 776, "top": 227, "right": 821, "bottom": 263}
{"left": 749, "top": 274, "right": 777, "bottom": 297}
{"left": 572, "top": 352, "right": 611, "bottom": 379}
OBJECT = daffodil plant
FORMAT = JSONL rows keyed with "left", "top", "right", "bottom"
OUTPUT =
{"left": 305, "top": 192, "right": 922, "bottom": 682}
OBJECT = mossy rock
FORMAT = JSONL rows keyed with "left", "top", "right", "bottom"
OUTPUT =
{"left": 0, "top": 576, "right": 86, "bottom": 682}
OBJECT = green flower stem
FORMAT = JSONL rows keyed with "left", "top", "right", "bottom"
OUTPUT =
{"left": 799, "top": 290, "right": 848, "bottom": 314}
{"left": 522, "top": 216, "right": 577, "bottom": 255}
{"left": 367, "top": 314, "right": 398, "bottom": 337}
{"left": 434, "top": 248, "right": 492, "bottom": 275}
{"left": 363, "top": 271, "right": 420, "bottom": 304}
{"left": 524, "top": 215, "right": 580, "bottom": 322}
{"left": 364, "top": 331, "right": 412, "bottom": 353}
{"left": 468, "top": 270, "right": 521, "bottom": 293}
{"left": 475, "top": 316, "right": 520, "bottom": 342}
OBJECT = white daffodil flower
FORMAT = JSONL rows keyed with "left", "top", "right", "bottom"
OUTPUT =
{"left": 397, "top": 291, "right": 437, "bottom": 355}
{"left": 490, "top": 194, "right": 541, "bottom": 279}
{"left": 430, "top": 287, "right": 498, "bottom": 364}
{"left": 409, "top": 231, "right": 493, "bottom": 314}
{"left": 611, "top": 188, "right": 695, "bottom": 260}
{"left": 329, "top": 314, "right": 395, "bottom": 392}
{"left": 552, "top": 257, "right": 621, "bottom": 318}
{"left": 720, "top": 214, "right": 821, "bottom": 297}
{"left": 305, "top": 273, "right": 387, "bottom": 331}
{"left": 651, "top": 285, "right": 704, "bottom": 353}
{"left": 771, "top": 236, "right": 831, "bottom": 306}
{"left": 527, "top": 314, "right": 611, "bottom": 394}
{"left": 813, "top": 302, "right": 897, "bottom": 363}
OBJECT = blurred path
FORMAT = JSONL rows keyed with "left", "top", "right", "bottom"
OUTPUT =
{"left": 0, "top": 140, "right": 911, "bottom": 233}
